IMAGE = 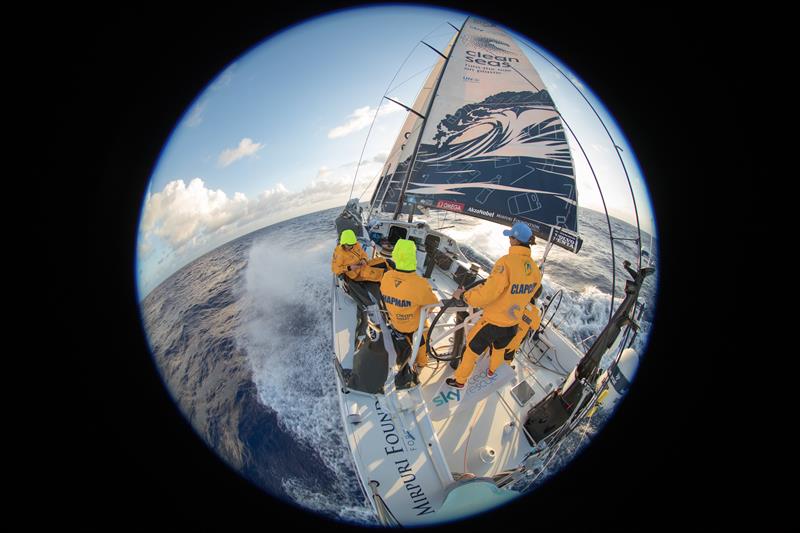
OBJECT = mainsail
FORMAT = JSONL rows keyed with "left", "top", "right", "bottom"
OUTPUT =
{"left": 372, "top": 17, "right": 582, "bottom": 253}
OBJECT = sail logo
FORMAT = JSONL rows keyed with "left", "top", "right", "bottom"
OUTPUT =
{"left": 552, "top": 232, "right": 579, "bottom": 252}
{"left": 433, "top": 389, "right": 461, "bottom": 406}
{"left": 436, "top": 199, "right": 464, "bottom": 212}
{"left": 465, "top": 50, "right": 519, "bottom": 68}
{"left": 467, "top": 206, "right": 496, "bottom": 218}
{"left": 466, "top": 35, "right": 515, "bottom": 55}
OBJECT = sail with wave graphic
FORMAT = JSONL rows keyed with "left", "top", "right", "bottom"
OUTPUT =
{"left": 372, "top": 17, "right": 581, "bottom": 252}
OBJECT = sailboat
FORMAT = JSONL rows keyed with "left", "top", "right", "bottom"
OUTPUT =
{"left": 330, "top": 16, "right": 654, "bottom": 526}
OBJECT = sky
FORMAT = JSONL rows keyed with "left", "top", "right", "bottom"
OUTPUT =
{"left": 136, "top": 4, "right": 657, "bottom": 299}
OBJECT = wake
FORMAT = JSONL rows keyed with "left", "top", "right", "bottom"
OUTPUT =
{"left": 238, "top": 234, "right": 374, "bottom": 523}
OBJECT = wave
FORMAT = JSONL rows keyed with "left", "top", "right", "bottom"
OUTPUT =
{"left": 237, "top": 233, "right": 373, "bottom": 522}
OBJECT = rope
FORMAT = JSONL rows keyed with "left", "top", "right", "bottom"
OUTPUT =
{"left": 522, "top": 41, "right": 645, "bottom": 271}
{"left": 506, "top": 74, "right": 615, "bottom": 325}
{"left": 348, "top": 21, "right": 450, "bottom": 203}
{"left": 358, "top": 114, "right": 428, "bottom": 202}
{"left": 387, "top": 61, "right": 438, "bottom": 95}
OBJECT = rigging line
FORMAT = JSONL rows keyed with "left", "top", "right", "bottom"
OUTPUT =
{"left": 348, "top": 96, "right": 387, "bottom": 202}
{"left": 528, "top": 435, "right": 568, "bottom": 486}
{"left": 527, "top": 335, "right": 570, "bottom": 376}
{"left": 363, "top": 114, "right": 430, "bottom": 204}
{"left": 522, "top": 42, "right": 643, "bottom": 270}
{"left": 510, "top": 64, "right": 617, "bottom": 323}
{"left": 521, "top": 336, "right": 568, "bottom": 376}
{"left": 533, "top": 390, "right": 595, "bottom": 476}
{"left": 572, "top": 415, "right": 596, "bottom": 460}
{"left": 368, "top": 22, "right": 454, "bottom": 213}
{"left": 358, "top": 173, "right": 381, "bottom": 201}
{"left": 348, "top": 39, "right": 427, "bottom": 202}
{"left": 394, "top": 18, "right": 466, "bottom": 221}
{"left": 387, "top": 61, "right": 439, "bottom": 95}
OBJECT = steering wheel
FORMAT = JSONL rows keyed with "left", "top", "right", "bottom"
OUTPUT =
{"left": 426, "top": 279, "right": 485, "bottom": 361}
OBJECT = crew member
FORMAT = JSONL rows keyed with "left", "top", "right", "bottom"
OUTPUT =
{"left": 380, "top": 239, "right": 439, "bottom": 376}
{"left": 447, "top": 222, "right": 542, "bottom": 388}
{"left": 332, "top": 229, "right": 389, "bottom": 305}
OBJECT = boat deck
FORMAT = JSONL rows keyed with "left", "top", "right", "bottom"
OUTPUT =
{"left": 331, "top": 243, "right": 584, "bottom": 524}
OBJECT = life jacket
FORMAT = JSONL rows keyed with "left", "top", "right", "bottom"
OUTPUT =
{"left": 380, "top": 270, "right": 439, "bottom": 333}
{"left": 463, "top": 245, "right": 542, "bottom": 327}
{"left": 331, "top": 243, "right": 369, "bottom": 280}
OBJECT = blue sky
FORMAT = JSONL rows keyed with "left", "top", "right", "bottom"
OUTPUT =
{"left": 137, "top": 4, "right": 657, "bottom": 298}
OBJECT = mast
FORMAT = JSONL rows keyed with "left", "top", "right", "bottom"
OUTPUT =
{"left": 392, "top": 18, "right": 468, "bottom": 221}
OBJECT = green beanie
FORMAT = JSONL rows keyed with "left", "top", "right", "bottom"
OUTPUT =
{"left": 340, "top": 229, "right": 357, "bottom": 245}
{"left": 392, "top": 239, "right": 417, "bottom": 271}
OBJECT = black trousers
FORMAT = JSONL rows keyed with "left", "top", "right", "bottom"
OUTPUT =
{"left": 467, "top": 322, "right": 517, "bottom": 355}
{"left": 344, "top": 278, "right": 382, "bottom": 307}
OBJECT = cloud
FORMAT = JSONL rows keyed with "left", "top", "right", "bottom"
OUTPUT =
{"left": 218, "top": 138, "right": 264, "bottom": 167}
{"left": 140, "top": 178, "right": 249, "bottom": 251}
{"left": 138, "top": 156, "right": 388, "bottom": 297}
{"left": 140, "top": 158, "right": 383, "bottom": 256}
{"left": 328, "top": 103, "right": 401, "bottom": 139}
{"left": 315, "top": 166, "right": 334, "bottom": 180}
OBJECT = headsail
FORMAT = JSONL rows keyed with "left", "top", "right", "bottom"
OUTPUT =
{"left": 377, "top": 17, "right": 582, "bottom": 253}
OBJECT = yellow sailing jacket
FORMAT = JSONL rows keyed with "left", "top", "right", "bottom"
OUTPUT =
{"left": 463, "top": 245, "right": 542, "bottom": 327}
{"left": 380, "top": 270, "right": 439, "bottom": 333}
{"left": 331, "top": 243, "right": 369, "bottom": 280}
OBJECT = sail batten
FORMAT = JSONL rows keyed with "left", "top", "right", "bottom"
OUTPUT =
{"left": 378, "top": 17, "right": 581, "bottom": 252}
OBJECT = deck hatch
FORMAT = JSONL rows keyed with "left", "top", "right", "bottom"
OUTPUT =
{"left": 510, "top": 380, "right": 535, "bottom": 406}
